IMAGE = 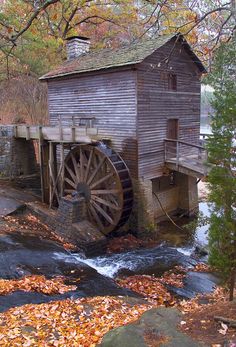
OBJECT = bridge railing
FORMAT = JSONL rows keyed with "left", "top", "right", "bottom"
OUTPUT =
{"left": 164, "top": 139, "right": 207, "bottom": 168}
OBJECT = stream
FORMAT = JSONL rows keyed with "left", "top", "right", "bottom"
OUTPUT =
{"left": 0, "top": 202, "right": 219, "bottom": 313}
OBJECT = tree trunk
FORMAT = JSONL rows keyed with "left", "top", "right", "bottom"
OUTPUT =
{"left": 229, "top": 268, "right": 236, "bottom": 301}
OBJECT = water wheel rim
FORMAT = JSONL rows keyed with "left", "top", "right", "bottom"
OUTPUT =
{"left": 63, "top": 144, "right": 133, "bottom": 234}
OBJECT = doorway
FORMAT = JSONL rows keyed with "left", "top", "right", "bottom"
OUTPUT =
{"left": 167, "top": 118, "right": 179, "bottom": 140}
{"left": 167, "top": 119, "right": 179, "bottom": 158}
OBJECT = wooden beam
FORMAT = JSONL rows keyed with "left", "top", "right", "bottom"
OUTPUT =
{"left": 13, "top": 124, "right": 98, "bottom": 142}
{"left": 41, "top": 142, "right": 50, "bottom": 204}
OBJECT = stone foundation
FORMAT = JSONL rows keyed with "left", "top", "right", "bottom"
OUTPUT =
{"left": 28, "top": 196, "right": 107, "bottom": 256}
{"left": 175, "top": 172, "right": 198, "bottom": 216}
{"left": 0, "top": 125, "right": 37, "bottom": 177}
{"left": 130, "top": 172, "right": 199, "bottom": 233}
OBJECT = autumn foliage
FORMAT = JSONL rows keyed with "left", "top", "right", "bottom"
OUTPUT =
{"left": 0, "top": 297, "right": 152, "bottom": 346}
{"left": 0, "top": 275, "right": 77, "bottom": 296}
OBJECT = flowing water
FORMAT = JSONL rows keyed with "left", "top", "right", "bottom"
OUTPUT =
{"left": 0, "top": 202, "right": 218, "bottom": 312}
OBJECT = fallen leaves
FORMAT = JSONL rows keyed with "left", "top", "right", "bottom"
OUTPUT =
{"left": 0, "top": 275, "right": 77, "bottom": 295}
{"left": 2, "top": 214, "right": 76, "bottom": 251}
{"left": 191, "top": 263, "right": 213, "bottom": 272}
{"left": 0, "top": 296, "right": 152, "bottom": 346}
{"left": 117, "top": 275, "right": 175, "bottom": 306}
{"left": 116, "top": 266, "right": 187, "bottom": 306}
{"left": 179, "top": 291, "right": 236, "bottom": 346}
{"left": 107, "top": 234, "right": 158, "bottom": 254}
{"left": 218, "top": 322, "right": 228, "bottom": 335}
{"left": 159, "top": 266, "right": 186, "bottom": 288}
{"left": 179, "top": 286, "right": 227, "bottom": 314}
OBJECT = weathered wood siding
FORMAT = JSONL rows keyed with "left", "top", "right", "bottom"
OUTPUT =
{"left": 47, "top": 69, "right": 138, "bottom": 177}
{"left": 137, "top": 39, "right": 201, "bottom": 179}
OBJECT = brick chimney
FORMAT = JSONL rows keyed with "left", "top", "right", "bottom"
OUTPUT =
{"left": 66, "top": 36, "right": 90, "bottom": 60}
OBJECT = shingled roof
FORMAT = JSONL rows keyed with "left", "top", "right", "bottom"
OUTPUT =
{"left": 40, "top": 33, "right": 206, "bottom": 80}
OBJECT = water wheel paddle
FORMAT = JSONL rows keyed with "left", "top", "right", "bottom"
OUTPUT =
{"left": 63, "top": 143, "right": 133, "bottom": 234}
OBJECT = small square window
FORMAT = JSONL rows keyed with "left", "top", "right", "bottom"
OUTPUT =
{"left": 168, "top": 73, "right": 177, "bottom": 91}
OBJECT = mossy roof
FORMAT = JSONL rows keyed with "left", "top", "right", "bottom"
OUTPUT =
{"left": 40, "top": 33, "right": 206, "bottom": 80}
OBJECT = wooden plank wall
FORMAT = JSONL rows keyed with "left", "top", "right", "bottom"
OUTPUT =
{"left": 47, "top": 69, "right": 138, "bottom": 177}
{"left": 137, "top": 38, "right": 201, "bottom": 179}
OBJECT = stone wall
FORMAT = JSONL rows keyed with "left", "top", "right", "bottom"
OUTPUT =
{"left": 153, "top": 186, "right": 180, "bottom": 220}
{"left": 175, "top": 172, "right": 198, "bottom": 215}
{"left": 0, "top": 125, "right": 37, "bottom": 177}
{"left": 130, "top": 172, "right": 199, "bottom": 232}
{"left": 28, "top": 196, "right": 107, "bottom": 256}
{"left": 0, "top": 126, "right": 13, "bottom": 176}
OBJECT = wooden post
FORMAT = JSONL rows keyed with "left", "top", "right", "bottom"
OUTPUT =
{"left": 164, "top": 140, "right": 167, "bottom": 161}
{"left": 60, "top": 143, "right": 65, "bottom": 197}
{"left": 13, "top": 125, "right": 18, "bottom": 138}
{"left": 26, "top": 126, "right": 30, "bottom": 140}
{"left": 176, "top": 140, "right": 179, "bottom": 169}
{"left": 38, "top": 126, "right": 45, "bottom": 203}
{"left": 49, "top": 142, "right": 60, "bottom": 207}
{"left": 59, "top": 115, "right": 63, "bottom": 141}
{"left": 41, "top": 142, "right": 50, "bottom": 204}
{"left": 71, "top": 116, "right": 76, "bottom": 142}
{"left": 49, "top": 142, "right": 54, "bottom": 208}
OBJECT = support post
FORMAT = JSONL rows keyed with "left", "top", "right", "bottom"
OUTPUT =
{"left": 60, "top": 143, "right": 65, "bottom": 198}
{"left": 49, "top": 142, "right": 59, "bottom": 208}
{"left": 26, "top": 126, "right": 30, "bottom": 141}
{"left": 71, "top": 116, "right": 76, "bottom": 142}
{"left": 164, "top": 140, "right": 167, "bottom": 161}
{"left": 41, "top": 142, "right": 50, "bottom": 204}
{"left": 176, "top": 140, "right": 179, "bottom": 169}
{"left": 59, "top": 115, "right": 63, "bottom": 141}
{"left": 38, "top": 126, "right": 45, "bottom": 203}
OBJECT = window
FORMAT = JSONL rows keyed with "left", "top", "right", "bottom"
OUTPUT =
{"left": 168, "top": 73, "right": 177, "bottom": 91}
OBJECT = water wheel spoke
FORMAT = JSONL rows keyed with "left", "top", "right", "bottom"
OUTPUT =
{"left": 87, "top": 156, "right": 106, "bottom": 186}
{"left": 91, "top": 195, "right": 121, "bottom": 211}
{"left": 65, "top": 163, "right": 77, "bottom": 183}
{"left": 89, "top": 204, "right": 104, "bottom": 230}
{"left": 64, "top": 189, "right": 75, "bottom": 194}
{"left": 80, "top": 147, "right": 85, "bottom": 182}
{"left": 91, "top": 189, "right": 119, "bottom": 195}
{"left": 90, "top": 172, "right": 114, "bottom": 190}
{"left": 71, "top": 153, "right": 80, "bottom": 182}
{"left": 91, "top": 200, "right": 115, "bottom": 225}
{"left": 64, "top": 177, "right": 77, "bottom": 189}
{"left": 84, "top": 148, "right": 93, "bottom": 183}
{"left": 63, "top": 144, "right": 133, "bottom": 234}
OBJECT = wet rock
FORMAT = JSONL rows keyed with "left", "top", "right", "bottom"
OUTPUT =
{"left": 193, "top": 244, "right": 208, "bottom": 257}
{"left": 0, "top": 233, "right": 139, "bottom": 312}
{"left": 99, "top": 307, "right": 204, "bottom": 347}
{"left": 169, "top": 271, "right": 220, "bottom": 299}
{"left": 0, "top": 196, "right": 25, "bottom": 217}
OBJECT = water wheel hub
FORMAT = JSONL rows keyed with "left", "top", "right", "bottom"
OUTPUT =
{"left": 76, "top": 182, "right": 91, "bottom": 202}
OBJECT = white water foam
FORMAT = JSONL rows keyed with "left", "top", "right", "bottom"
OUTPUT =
{"left": 53, "top": 252, "right": 137, "bottom": 278}
{"left": 176, "top": 247, "right": 192, "bottom": 256}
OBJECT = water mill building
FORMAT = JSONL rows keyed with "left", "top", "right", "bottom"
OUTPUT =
{"left": 0, "top": 33, "right": 207, "bottom": 238}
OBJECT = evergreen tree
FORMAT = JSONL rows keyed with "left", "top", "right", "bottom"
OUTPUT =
{"left": 206, "top": 37, "right": 236, "bottom": 301}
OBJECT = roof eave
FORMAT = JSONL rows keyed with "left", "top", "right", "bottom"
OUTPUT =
{"left": 176, "top": 33, "right": 207, "bottom": 73}
{"left": 39, "top": 60, "right": 141, "bottom": 81}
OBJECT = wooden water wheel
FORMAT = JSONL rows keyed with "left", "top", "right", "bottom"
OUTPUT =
{"left": 63, "top": 143, "right": 133, "bottom": 234}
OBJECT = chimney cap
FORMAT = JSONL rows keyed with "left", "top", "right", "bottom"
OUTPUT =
{"left": 66, "top": 36, "right": 90, "bottom": 42}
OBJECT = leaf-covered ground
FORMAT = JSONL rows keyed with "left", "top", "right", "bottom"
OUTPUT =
{"left": 179, "top": 288, "right": 236, "bottom": 346}
{"left": 0, "top": 275, "right": 234, "bottom": 346}
{"left": 1, "top": 214, "right": 76, "bottom": 251}
{"left": 0, "top": 296, "right": 152, "bottom": 347}
{"left": 0, "top": 275, "right": 77, "bottom": 296}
